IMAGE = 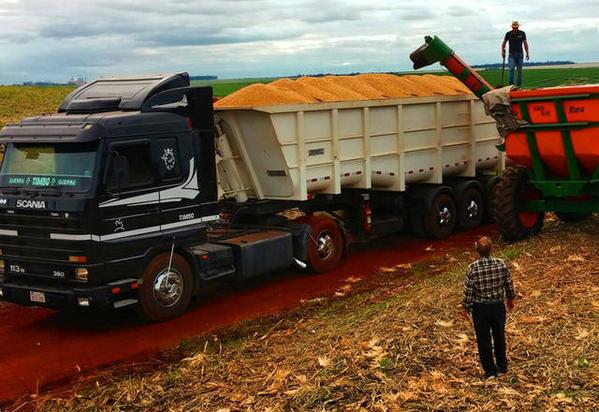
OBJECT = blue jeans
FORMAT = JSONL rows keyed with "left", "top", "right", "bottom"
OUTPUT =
{"left": 508, "top": 53, "right": 523, "bottom": 86}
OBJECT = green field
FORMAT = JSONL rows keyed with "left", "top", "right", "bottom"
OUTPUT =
{"left": 192, "top": 67, "right": 599, "bottom": 97}
{"left": 2, "top": 67, "right": 598, "bottom": 128}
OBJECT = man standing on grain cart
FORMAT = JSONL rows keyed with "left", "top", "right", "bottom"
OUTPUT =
{"left": 502, "top": 20, "right": 530, "bottom": 86}
{"left": 462, "top": 237, "right": 516, "bottom": 378}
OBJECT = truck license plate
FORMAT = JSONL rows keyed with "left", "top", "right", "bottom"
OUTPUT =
{"left": 30, "top": 291, "right": 46, "bottom": 303}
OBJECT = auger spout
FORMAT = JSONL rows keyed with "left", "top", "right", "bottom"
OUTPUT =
{"left": 410, "top": 35, "right": 493, "bottom": 99}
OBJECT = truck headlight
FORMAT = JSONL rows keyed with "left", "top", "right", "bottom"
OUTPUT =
{"left": 74, "top": 267, "right": 88, "bottom": 281}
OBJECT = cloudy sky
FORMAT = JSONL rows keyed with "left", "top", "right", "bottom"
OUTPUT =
{"left": 1, "top": 0, "right": 598, "bottom": 84}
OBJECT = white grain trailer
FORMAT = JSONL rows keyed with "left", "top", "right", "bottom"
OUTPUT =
{"left": 215, "top": 94, "right": 502, "bottom": 256}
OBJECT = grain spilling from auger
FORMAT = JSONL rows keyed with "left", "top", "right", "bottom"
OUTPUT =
{"left": 214, "top": 74, "right": 472, "bottom": 108}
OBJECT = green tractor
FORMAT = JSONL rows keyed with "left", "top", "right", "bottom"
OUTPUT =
{"left": 410, "top": 36, "right": 599, "bottom": 241}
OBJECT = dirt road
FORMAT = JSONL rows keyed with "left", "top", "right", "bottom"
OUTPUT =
{"left": 0, "top": 227, "right": 494, "bottom": 405}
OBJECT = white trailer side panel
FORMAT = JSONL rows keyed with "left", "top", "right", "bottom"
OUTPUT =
{"left": 216, "top": 94, "right": 501, "bottom": 201}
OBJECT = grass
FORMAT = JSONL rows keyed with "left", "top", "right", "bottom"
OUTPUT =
{"left": 191, "top": 77, "right": 277, "bottom": 97}
{"left": 30, "top": 216, "right": 599, "bottom": 411}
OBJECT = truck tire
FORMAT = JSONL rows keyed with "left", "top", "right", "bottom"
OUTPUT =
{"left": 556, "top": 212, "right": 592, "bottom": 223}
{"left": 300, "top": 215, "right": 344, "bottom": 273}
{"left": 423, "top": 193, "right": 457, "bottom": 239}
{"left": 483, "top": 176, "right": 500, "bottom": 223}
{"left": 457, "top": 186, "right": 485, "bottom": 230}
{"left": 494, "top": 167, "right": 544, "bottom": 242}
{"left": 138, "top": 253, "right": 193, "bottom": 322}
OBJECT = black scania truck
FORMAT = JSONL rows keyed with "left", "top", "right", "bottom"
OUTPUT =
{"left": 0, "top": 73, "right": 496, "bottom": 320}
{"left": 0, "top": 73, "right": 364, "bottom": 321}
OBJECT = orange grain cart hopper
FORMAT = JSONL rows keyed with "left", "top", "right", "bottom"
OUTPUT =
{"left": 411, "top": 35, "right": 599, "bottom": 241}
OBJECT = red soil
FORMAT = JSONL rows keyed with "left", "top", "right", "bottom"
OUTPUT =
{"left": 0, "top": 227, "right": 494, "bottom": 405}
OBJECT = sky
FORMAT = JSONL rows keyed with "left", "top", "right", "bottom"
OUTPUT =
{"left": 1, "top": 0, "right": 598, "bottom": 84}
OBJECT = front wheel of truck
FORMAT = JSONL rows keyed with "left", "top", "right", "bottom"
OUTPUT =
{"left": 138, "top": 253, "right": 193, "bottom": 322}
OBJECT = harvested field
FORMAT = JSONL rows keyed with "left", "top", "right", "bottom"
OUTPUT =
{"left": 214, "top": 74, "right": 471, "bottom": 108}
{"left": 34, "top": 216, "right": 599, "bottom": 411}
{"left": 0, "top": 85, "right": 74, "bottom": 129}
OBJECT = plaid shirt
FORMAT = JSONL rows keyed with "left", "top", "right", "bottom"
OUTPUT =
{"left": 463, "top": 256, "right": 515, "bottom": 311}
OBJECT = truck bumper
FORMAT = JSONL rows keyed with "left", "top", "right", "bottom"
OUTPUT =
{"left": 0, "top": 278, "right": 140, "bottom": 310}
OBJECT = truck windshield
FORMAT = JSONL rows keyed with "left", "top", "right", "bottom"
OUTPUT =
{"left": 0, "top": 142, "right": 97, "bottom": 192}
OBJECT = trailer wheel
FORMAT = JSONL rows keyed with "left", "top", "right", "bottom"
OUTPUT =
{"left": 301, "top": 215, "right": 344, "bottom": 273}
{"left": 458, "top": 186, "right": 485, "bottom": 230}
{"left": 138, "top": 253, "right": 193, "bottom": 322}
{"left": 556, "top": 212, "right": 592, "bottom": 223}
{"left": 494, "top": 166, "right": 544, "bottom": 242}
{"left": 423, "top": 193, "right": 457, "bottom": 239}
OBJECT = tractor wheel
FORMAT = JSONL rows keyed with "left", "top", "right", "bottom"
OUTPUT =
{"left": 556, "top": 212, "right": 592, "bottom": 223}
{"left": 138, "top": 253, "right": 193, "bottom": 322}
{"left": 494, "top": 167, "right": 544, "bottom": 242}
{"left": 300, "top": 215, "right": 344, "bottom": 273}
{"left": 423, "top": 193, "right": 457, "bottom": 239}
{"left": 457, "top": 186, "right": 485, "bottom": 230}
{"left": 483, "top": 176, "right": 500, "bottom": 223}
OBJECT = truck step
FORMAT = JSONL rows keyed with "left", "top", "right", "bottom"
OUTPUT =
{"left": 200, "top": 265, "right": 236, "bottom": 280}
{"left": 113, "top": 298, "right": 138, "bottom": 309}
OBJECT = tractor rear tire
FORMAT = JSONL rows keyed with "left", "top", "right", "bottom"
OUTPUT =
{"left": 494, "top": 167, "right": 544, "bottom": 242}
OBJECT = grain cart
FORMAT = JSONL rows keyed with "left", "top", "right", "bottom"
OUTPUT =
{"left": 0, "top": 73, "right": 501, "bottom": 320}
{"left": 410, "top": 35, "right": 599, "bottom": 241}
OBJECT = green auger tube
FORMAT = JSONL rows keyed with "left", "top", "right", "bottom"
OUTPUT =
{"left": 410, "top": 35, "right": 493, "bottom": 99}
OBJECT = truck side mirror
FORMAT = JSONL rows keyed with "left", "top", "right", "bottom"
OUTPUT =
{"left": 106, "top": 152, "right": 130, "bottom": 193}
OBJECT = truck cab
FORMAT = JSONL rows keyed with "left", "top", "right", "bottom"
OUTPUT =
{"left": 0, "top": 73, "right": 299, "bottom": 320}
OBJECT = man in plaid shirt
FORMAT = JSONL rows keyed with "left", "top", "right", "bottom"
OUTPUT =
{"left": 462, "top": 236, "right": 515, "bottom": 378}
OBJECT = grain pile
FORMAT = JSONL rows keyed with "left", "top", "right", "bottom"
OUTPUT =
{"left": 215, "top": 73, "right": 472, "bottom": 108}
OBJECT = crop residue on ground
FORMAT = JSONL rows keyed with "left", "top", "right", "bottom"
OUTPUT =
{"left": 34, "top": 216, "right": 599, "bottom": 411}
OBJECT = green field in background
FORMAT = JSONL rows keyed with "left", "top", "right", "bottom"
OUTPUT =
{"left": 1, "top": 67, "right": 598, "bottom": 128}
{"left": 191, "top": 77, "right": 278, "bottom": 97}
{"left": 193, "top": 67, "right": 599, "bottom": 97}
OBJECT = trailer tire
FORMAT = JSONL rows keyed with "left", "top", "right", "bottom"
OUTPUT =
{"left": 457, "top": 186, "right": 485, "bottom": 230}
{"left": 556, "top": 212, "right": 592, "bottom": 223}
{"left": 300, "top": 215, "right": 344, "bottom": 273}
{"left": 494, "top": 166, "right": 544, "bottom": 242}
{"left": 423, "top": 193, "right": 457, "bottom": 239}
{"left": 138, "top": 253, "right": 193, "bottom": 322}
